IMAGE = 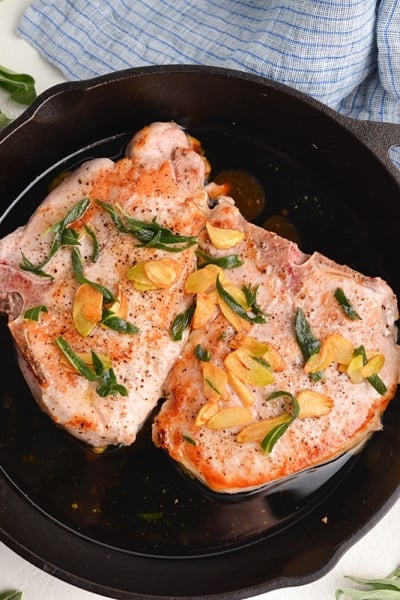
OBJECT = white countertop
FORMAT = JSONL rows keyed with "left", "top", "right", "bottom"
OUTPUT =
{"left": 1, "top": 1, "right": 400, "bottom": 599}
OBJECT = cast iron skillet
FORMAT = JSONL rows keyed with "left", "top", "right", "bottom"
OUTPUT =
{"left": 1, "top": 65, "right": 400, "bottom": 599}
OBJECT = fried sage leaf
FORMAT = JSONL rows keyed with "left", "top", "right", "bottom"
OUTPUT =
{"left": 194, "top": 344, "right": 212, "bottom": 362}
{"left": 354, "top": 345, "right": 387, "bottom": 395}
{"left": 20, "top": 198, "right": 90, "bottom": 278}
{"left": 294, "top": 307, "right": 323, "bottom": 381}
{"left": 195, "top": 248, "right": 243, "bottom": 270}
{"left": 334, "top": 287, "right": 361, "bottom": 321}
{"left": 216, "top": 275, "right": 266, "bottom": 324}
{"left": 23, "top": 305, "right": 48, "bottom": 321}
{"left": 101, "top": 309, "right": 139, "bottom": 334}
{"left": 97, "top": 200, "right": 197, "bottom": 252}
{"left": 183, "top": 434, "right": 197, "bottom": 446}
{"left": 84, "top": 223, "right": 99, "bottom": 262}
{"left": 170, "top": 303, "right": 195, "bottom": 341}
{"left": 260, "top": 390, "right": 300, "bottom": 453}
{"left": 294, "top": 307, "right": 321, "bottom": 359}
{"left": 55, "top": 336, "right": 128, "bottom": 397}
{"left": 71, "top": 247, "right": 115, "bottom": 303}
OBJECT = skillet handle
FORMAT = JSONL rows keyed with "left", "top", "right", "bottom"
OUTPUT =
{"left": 339, "top": 116, "right": 400, "bottom": 183}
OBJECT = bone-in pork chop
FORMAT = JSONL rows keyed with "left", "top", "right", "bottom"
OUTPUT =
{"left": 0, "top": 122, "right": 210, "bottom": 447}
{"left": 152, "top": 200, "right": 400, "bottom": 494}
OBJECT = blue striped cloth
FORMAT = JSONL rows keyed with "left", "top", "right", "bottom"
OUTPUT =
{"left": 19, "top": 1, "right": 400, "bottom": 166}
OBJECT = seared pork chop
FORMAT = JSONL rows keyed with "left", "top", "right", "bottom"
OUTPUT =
{"left": 1, "top": 120, "right": 399, "bottom": 494}
{"left": 152, "top": 200, "right": 400, "bottom": 494}
{"left": 0, "top": 122, "right": 210, "bottom": 447}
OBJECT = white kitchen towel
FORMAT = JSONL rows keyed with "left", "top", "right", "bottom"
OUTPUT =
{"left": 18, "top": 0, "right": 400, "bottom": 164}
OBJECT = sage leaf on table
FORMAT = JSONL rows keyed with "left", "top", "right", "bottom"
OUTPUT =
{"left": 0, "top": 65, "right": 36, "bottom": 105}
{"left": 0, "top": 591, "right": 22, "bottom": 600}
{"left": 336, "top": 566, "right": 400, "bottom": 599}
{"left": 0, "top": 111, "right": 12, "bottom": 130}
{"left": 0, "top": 64, "right": 37, "bottom": 132}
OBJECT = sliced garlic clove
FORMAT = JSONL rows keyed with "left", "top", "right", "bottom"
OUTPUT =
{"left": 126, "top": 262, "right": 157, "bottom": 291}
{"left": 202, "top": 362, "right": 228, "bottom": 403}
{"left": 347, "top": 354, "right": 365, "bottom": 383}
{"left": 227, "top": 371, "right": 255, "bottom": 406}
{"left": 237, "top": 414, "right": 289, "bottom": 443}
{"left": 361, "top": 353, "right": 385, "bottom": 378}
{"left": 192, "top": 292, "right": 218, "bottom": 329}
{"left": 144, "top": 257, "right": 182, "bottom": 288}
{"left": 72, "top": 283, "right": 103, "bottom": 336}
{"left": 184, "top": 264, "right": 222, "bottom": 294}
{"left": 205, "top": 221, "right": 244, "bottom": 249}
{"left": 206, "top": 406, "right": 253, "bottom": 430}
{"left": 195, "top": 401, "right": 220, "bottom": 427}
{"left": 224, "top": 348, "right": 274, "bottom": 386}
{"left": 325, "top": 332, "right": 354, "bottom": 365}
{"left": 296, "top": 389, "right": 334, "bottom": 418}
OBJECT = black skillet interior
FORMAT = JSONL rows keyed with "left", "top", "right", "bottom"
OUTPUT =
{"left": 1, "top": 66, "right": 400, "bottom": 599}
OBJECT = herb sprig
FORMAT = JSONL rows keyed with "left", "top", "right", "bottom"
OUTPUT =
{"left": 23, "top": 305, "right": 48, "bottom": 321}
{"left": 195, "top": 248, "right": 243, "bottom": 270}
{"left": 334, "top": 287, "right": 361, "bottom": 321}
{"left": 336, "top": 565, "right": 400, "bottom": 599}
{"left": 101, "top": 309, "right": 139, "bottom": 334}
{"left": 294, "top": 307, "right": 323, "bottom": 382}
{"left": 294, "top": 307, "right": 321, "bottom": 359}
{"left": 0, "top": 64, "right": 37, "bottom": 132}
{"left": 20, "top": 198, "right": 90, "bottom": 278}
{"left": 216, "top": 275, "right": 266, "bottom": 324}
{"left": 242, "top": 284, "right": 266, "bottom": 322}
{"left": 55, "top": 336, "right": 128, "bottom": 397}
{"left": 194, "top": 344, "right": 211, "bottom": 362}
{"left": 260, "top": 391, "right": 300, "bottom": 453}
{"left": 97, "top": 200, "right": 197, "bottom": 252}
{"left": 170, "top": 303, "right": 195, "bottom": 340}
{"left": 84, "top": 223, "right": 99, "bottom": 262}
{"left": 71, "top": 247, "right": 115, "bottom": 303}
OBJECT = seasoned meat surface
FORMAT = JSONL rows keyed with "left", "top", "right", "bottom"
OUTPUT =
{"left": 152, "top": 200, "right": 400, "bottom": 493}
{"left": 0, "top": 122, "right": 210, "bottom": 447}
{"left": 1, "top": 120, "right": 398, "bottom": 494}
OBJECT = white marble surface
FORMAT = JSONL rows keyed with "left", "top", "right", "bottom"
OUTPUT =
{"left": 1, "top": 1, "right": 400, "bottom": 598}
